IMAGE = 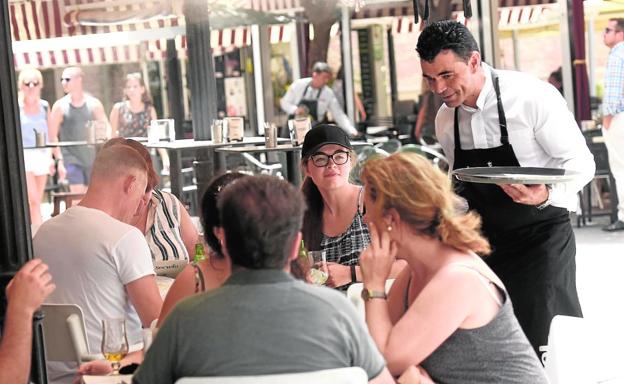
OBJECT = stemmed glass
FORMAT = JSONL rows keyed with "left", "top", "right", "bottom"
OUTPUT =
{"left": 101, "top": 318, "right": 129, "bottom": 376}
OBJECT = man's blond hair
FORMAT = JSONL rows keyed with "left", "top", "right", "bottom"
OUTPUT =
{"left": 90, "top": 145, "right": 148, "bottom": 183}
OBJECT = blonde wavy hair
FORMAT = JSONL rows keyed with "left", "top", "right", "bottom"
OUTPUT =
{"left": 360, "top": 152, "right": 491, "bottom": 255}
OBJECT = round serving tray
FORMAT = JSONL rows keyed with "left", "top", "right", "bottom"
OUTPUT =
{"left": 452, "top": 166, "right": 580, "bottom": 185}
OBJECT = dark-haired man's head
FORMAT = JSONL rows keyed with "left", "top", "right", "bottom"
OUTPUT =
{"left": 416, "top": 20, "right": 479, "bottom": 63}
{"left": 416, "top": 20, "right": 484, "bottom": 109}
{"left": 200, "top": 172, "right": 248, "bottom": 258}
{"left": 218, "top": 175, "right": 306, "bottom": 270}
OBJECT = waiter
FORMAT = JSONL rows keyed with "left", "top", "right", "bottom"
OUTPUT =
{"left": 280, "top": 62, "right": 357, "bottom": 136}
{"left": 416, "top": 21, "right": 595, "bottom": 354}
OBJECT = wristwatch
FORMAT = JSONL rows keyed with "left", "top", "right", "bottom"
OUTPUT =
{"left": 361, "top": 288, "right": 387, "bottom": 302}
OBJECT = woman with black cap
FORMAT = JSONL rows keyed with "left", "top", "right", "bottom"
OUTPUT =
{"left": 301, "top": 124, "right": 405, "bottom": 289}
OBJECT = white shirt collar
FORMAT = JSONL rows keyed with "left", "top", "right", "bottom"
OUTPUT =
{"left": 460, "top": 63, "right": 493, "bottom": 113}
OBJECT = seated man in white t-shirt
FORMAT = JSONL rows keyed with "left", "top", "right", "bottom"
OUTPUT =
{"left": 34, "top": 144, "right": 163, "bottom": 383}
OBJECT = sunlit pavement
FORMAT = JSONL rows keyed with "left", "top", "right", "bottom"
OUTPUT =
{"left": 573, "top": 215, "right": 624, "bottom": 321}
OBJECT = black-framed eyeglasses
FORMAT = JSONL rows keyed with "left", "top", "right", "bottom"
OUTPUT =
{"left": 23, "top": 81, "right": 39, "bottom": 88}
{"left": 310, "top": 150, "right": 350, "bottom": 167}
{"left": 60, "top": 77, "right": 72, "bottom": 83}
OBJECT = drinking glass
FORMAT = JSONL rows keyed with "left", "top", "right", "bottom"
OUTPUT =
{"left": 308, "top": 251, "right": 328, "bottom": 285}
{"left": 101, "top": 318, "right": 129, "bottom": 376}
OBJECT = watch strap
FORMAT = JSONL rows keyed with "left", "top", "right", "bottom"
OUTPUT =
{"left": 361, "top": 288, "right": 387, "bottom": 302}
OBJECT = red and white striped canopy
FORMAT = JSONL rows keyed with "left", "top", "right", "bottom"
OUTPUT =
{"left": 10, "top": 0, "right": 557, "bottom": 69}
{"left": 9, "top": 0, "right": 300, "bottom": 69}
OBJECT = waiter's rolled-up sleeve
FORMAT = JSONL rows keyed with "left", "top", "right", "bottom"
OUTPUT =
{"left": 531, "top": 83, "right": 595, "bottom": 210}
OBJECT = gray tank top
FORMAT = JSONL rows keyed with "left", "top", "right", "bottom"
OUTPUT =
{"left": 413, "top": 266, "right": 549, "bottom": 383}
{"left": 59, "top": 95, "right": 97, "bottom": 168}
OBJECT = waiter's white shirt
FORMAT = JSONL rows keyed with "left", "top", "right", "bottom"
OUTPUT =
{"left": 435, "top": 63, "right": 595, "bottom": 211}
{"left": 280, "top": 77, "right": 357, "bottom": 135}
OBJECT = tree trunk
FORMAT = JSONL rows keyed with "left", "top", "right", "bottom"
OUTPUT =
{"left": 414, "top": 0, "right": 454, "bottom": 141}
{"left": 301, "top": 0, "right": 338, "bottom": 72}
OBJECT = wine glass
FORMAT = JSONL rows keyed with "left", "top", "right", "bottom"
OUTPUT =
{"left": 101, "top": 318, "right": 129, "bottom": 376}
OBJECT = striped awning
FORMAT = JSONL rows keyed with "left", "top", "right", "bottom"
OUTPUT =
{"left": 377, "top": 2, "right": 559, "bottom": 34}
{"left": 9, "top": 0, "right": 299, "bottom": 69}
{"left": 10, "top": 0, "right": 557, "bottom": 69}
{"left": 12, "top": 23, "right": 293, "bottom": 69}
{"left": 351, "top": 0, "right": 557, "bottom": 20}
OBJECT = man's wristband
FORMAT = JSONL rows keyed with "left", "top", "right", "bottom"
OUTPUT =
{"left": 535, "top": 185, "right": 552, "bottom": 210}
{"left": 350, "top": 264, "right": 357, "bottom": 283}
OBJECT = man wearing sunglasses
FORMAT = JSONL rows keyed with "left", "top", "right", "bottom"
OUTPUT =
{"left": 49, "top": 67, "right": 108, "bottom": 194}
{"left": 602, "top": 18, "right": 624, "bottom": 231}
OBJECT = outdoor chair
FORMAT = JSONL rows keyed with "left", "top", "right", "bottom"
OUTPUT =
{"left": 350, "top": 145, "right": 390, "bottom": 184}
{"left": 51, "top": 191, "right": 85, "bottom": 217}
{"left": 241, "top": 152, "right": 283, "bottom": 178}
{"left": 400, "top": 144, "right": 449, "bottom": 172}
{"left": 175, "top": 367, "right": 368, "bottom": 384}
{"left": 540, "top": 315, "right": 624, "bottom": 384}
{"left": 41, "top": 303, "right": 102, "bottom": 365}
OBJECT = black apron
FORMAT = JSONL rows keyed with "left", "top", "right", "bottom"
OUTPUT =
{"left": 452, "top": 70, "right": 582, "bottom": 354}
{"left": 288, "top": 83, "right": 327, "bottom": 125}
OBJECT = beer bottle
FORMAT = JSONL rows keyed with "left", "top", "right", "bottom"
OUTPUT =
{"left": 194, "top": 242, "right": 206, "bottom": 264}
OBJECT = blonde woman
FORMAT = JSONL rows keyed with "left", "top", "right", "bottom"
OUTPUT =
{"left": 359, "top": 153, "right": 547, "bottom": 383}
{"left": 18, "top": 68, "right": 65, "bottom": 225}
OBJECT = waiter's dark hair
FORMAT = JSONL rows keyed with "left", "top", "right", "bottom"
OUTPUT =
{"left": 361, "top": 152, "right": 491, "bottom": 255}
{"left": 416, "top": 20, "right": 480, "bottom": 63}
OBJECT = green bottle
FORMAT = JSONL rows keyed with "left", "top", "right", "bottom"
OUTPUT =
{"left": 298, "top": 239, "right": 308, "bottom": 262}
{"left": 194, "top": 243, "right": 206, "bottom": 264}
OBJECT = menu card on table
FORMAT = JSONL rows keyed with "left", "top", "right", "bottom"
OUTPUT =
{"left": 226, "top": 117, "right": 244, "bottom": 142}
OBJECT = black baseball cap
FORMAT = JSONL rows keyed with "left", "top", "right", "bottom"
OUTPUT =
{"left": 302, "top": 124, "right": 353, "bottom": 158}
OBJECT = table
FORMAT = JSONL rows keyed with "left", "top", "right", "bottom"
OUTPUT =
{"left": 144, "top": 138, "right": 282, "bottom": 199}
{"left": 23, "top": 140, "right": 96, "bottom": 149}
{"left": 215, "top": 144, "right": 303, "bottom": 186}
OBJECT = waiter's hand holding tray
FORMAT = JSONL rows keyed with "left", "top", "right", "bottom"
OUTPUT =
{"left": 452, "top": 166, "right": 581, "bottom": 185}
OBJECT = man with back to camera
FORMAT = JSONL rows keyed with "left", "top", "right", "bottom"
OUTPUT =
{"left": 601, "top": 18, "right": 624, "bottom": 231}
{"left": 416, "top": 20, "right": 595, "bottom": 354}
{"left": 49, "top": 66, "right": 108, "bottom": 194}
{"left": 133, "top": 175, "right": 393, "bottom": 384}
{"left": 34, "top": 144, "right": 162, "bottom": 383}
{"left": 280, "top": 61, "right": 358, "bottom": 136}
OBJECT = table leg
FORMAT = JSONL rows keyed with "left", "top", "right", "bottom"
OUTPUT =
{"left": 169, "top": 150, "right": 183, "bottom": 199}
{"left": 286, "top": 149, "right": 302, "bottom": 186}
{"left": 214, "top": 151, "right": 227, "bottom": 175}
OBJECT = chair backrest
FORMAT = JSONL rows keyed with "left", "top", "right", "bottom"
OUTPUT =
{"left": 346, "top": 280, "right": 395, "bottom": 321}
{"left": 41, "top": 303, "right": 102, "bottom": 364}
{"left": 542, "top": 315, "right": 623, "bottom": 384}
{"left": 400, "top": 144, "right": 449, "bottom": 172}
{"left": 175, "top": 367, "right": 368, "bottom": 384}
